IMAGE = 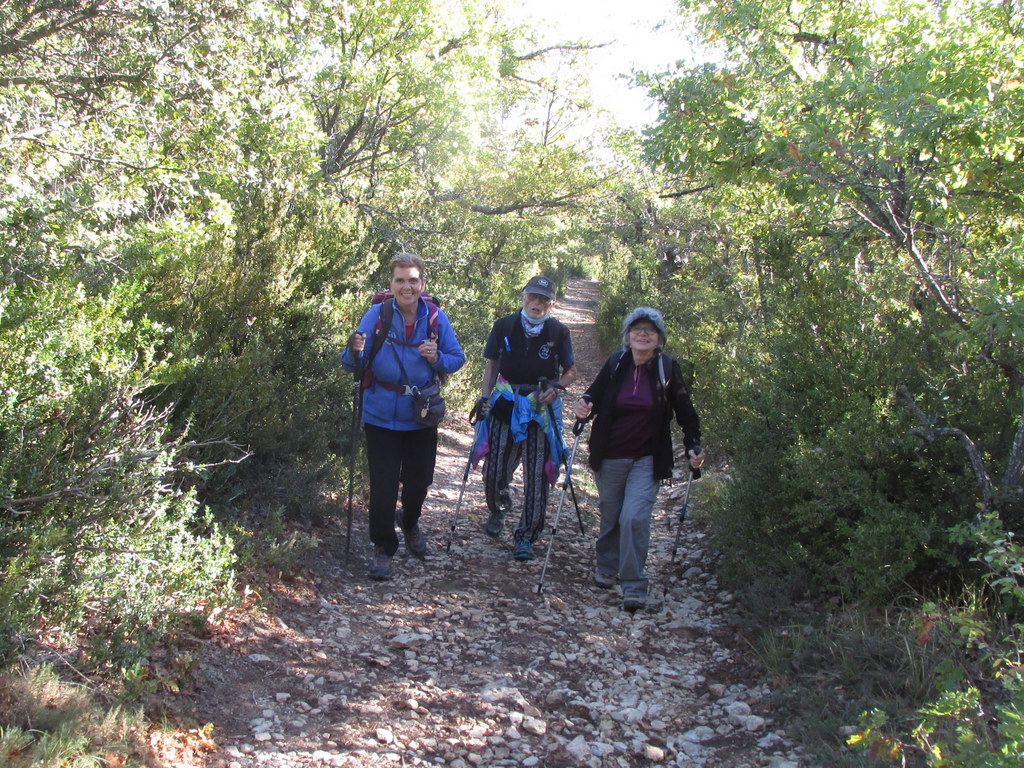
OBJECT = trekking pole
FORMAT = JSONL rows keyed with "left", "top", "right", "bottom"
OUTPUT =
{"left": 566, "top": 466, "right": 586, "bottom": 534}
{"left": 445, "top": 398, "right": 487, "bottom": 553}
{"left": 669, "top": 448, "right": 702, "bottom": 564}
{"left": 540, "top": 382, "right": 585, "bottom": 535}
{"left": 344, "top": 347, "right": 363, "bottom": 565}
{"left": 536, "top": 417, "right": 589, "bottom": 595}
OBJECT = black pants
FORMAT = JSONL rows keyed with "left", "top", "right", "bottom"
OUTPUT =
{"left": 363, "top": 423, "right": 438, "bottom": 556}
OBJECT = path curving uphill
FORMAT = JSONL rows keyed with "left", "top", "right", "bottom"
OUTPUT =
{"left": 193, "top": 278, "right": 809, "bottom": 768}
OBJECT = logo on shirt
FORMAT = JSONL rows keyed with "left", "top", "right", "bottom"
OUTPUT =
{"left": 538, "top": 343, "right": 552, "bottom": 360}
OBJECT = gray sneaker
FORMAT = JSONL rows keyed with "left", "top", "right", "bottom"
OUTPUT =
{"left": 368, "top": 546, "right": 392, "bottom": 581}
{"left": 498, "top": 488, "right": 512, "bottom": 512}
{"left": 484, "top": 511, "right": 504, "bottom": 539}
{"left": 623, "top": 596, "right": 646, "bottom": 612}
{"left": 404, "top": 524, "right": 427, "bottom": 559}
{"left": 396, "top": 510, "right": 427, "bottom": 558}
{"left": 594, "top": 569, "right": 615, "bottom": 589}
{"left": 485, "top": 489, "right": 511, "bottom": 538}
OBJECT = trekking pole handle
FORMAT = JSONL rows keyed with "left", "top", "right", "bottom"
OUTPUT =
{"left": 689, "top": 446, "right": 702, "bottom": 480}
{"left": 347, "top": 332, "right": 363, "bottom": 373}
{"left": 469, "top": 396, "right": 488, "bottom": 424}
{"left": 572, "top": 416, "right": 591, "bottom": 436}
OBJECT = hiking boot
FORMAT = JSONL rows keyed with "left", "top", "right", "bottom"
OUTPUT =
{"left": 513, "top": 540, "right": 534, "bottom": 561}
{"left": 623, "top": 596, "right": 646, "bottom": 612}
{"left": 594, "top": 569, "right": 615, "bottom": 589}
{"left": 368, "top": 546, "right": 392, "bottom": 581}
{"left": 484, "top": 511, "right": 504, "bottom": 539}
{"left": 497, "top": 488, "right": 512, "bottom": 512}
{"left": 403, "top": 524, "right": 427, "bottom": 559}
{"left": 485, "top": 488, "right": 511, "bottom": 539}
{"left": 396, "top": 510, "right": 427, "bottom": 559}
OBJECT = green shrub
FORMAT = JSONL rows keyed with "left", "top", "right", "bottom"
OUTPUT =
{"left": 845, "top": 516, "right": 1024, "bottom": 766}
{"left": 0, "top": 282, "right": 237, "bottom": 670}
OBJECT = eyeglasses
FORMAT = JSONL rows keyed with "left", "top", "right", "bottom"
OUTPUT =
{"left": 525, "top": 293, "right": 553, "bottom": 304}
{"left": 630, "top": 326, "right": 658, "bottom": 335}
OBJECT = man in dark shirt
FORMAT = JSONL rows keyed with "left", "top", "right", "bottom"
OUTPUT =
{"left": 478, "top": 276, "right": 576, "bottom": 561}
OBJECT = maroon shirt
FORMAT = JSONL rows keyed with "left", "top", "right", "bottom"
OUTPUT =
{"left": 604, "top": 360, "right": 656, "bottom": 459}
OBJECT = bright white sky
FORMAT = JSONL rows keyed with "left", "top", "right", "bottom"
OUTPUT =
{"left": 502, "top": 0, "right": 695, "bottom": 128}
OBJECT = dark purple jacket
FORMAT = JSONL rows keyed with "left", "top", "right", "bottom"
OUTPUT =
{"left": 583, "top": 349, "right": 701, "bottom": 480}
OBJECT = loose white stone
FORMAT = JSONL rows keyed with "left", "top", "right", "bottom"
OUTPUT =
{"left": 389, "top": 632, "right": 431, "bottom": 648}
{"left": 642, "top": 744, "right": 665, "bottom": 762}
{"left": 682, "top": 726, "right": 715, "bottom": 743}
{"left": 741, "top": 715, "right": 766, "bottom": 731}
{"left": 590, "top": 741, "right": 616, "bottom": 757}
{"left": 522, "top": 716, "right": 547, "bottom": 736}
{"left": 566, "top": 735, "right": 590, "bottom": 760}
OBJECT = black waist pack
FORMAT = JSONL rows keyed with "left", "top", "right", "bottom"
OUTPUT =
{"left": 411, "top": 377, "right": 445, "bottom": 428}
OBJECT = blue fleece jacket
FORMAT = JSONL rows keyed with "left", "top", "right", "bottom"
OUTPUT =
{"left": 341, "top": 297, "right": 465, "bottom": 430}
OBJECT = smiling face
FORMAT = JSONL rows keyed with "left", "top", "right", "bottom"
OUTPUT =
{"left": 628, "top": 321, "right": 660, "bottom": 355}
{"left": 522, "top": 291, "right": 553, "bottom": 321}
{"left": 390, "top": 265, "right": 424, "bottom": 314}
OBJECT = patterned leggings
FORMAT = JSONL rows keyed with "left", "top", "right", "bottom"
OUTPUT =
{"left": 483, "top": 417, "right": 549, "bottom": 543}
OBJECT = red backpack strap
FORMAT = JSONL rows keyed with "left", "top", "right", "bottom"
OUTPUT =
{"left": 425, "top": 295, "right": 439, "bottom": 340}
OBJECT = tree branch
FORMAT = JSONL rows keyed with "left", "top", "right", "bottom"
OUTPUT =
{"left": 435, "top": 190, "right": 582, "bottom": 215}
{"left": 1003, "top": 387, "right": 1024, "bottom": 492}
{"left": 897, "top": 385, "right": 994, "bottom": 512}
{"left": 660, "top": 184, "right": 714, "bottom": 198}
{"left": 0, "top": 1, "right": 106, "bottom": 58}
{"left": 514, "top": 42, "right": 609, "bottom": 62}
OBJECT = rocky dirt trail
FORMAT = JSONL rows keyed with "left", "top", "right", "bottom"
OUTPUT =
{"left": 192, "top": 278, "right": 810, "bottom": 768}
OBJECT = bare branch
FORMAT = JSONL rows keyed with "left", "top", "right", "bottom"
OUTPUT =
{"left": 792, "top": 32, "right": 835, "bottom": 46}
{"left": 434, "top": 190, "right": 583, "bottom": 215}
{"left": 660, "top": 184, "right": 714, "bottom": 198}
{"left": 468, "top": 195, "right": 579, "bottom": 215}
{"left": 1003, "top": 387, "right": 1024, "bottom": 491}
{"left": 514, "top": 41, "right": 609, "bottom": 62}
{"left": 897, "top": 385, "right": 994, "bottom": 512}
{"left": 885, "top": 200, "right": 971, "bottom": 331}
{"left": 437, "top": 37, "right": 466, "bottom": 57}
{"left": 0, "top": 1, "right": 106, "bottom": 58}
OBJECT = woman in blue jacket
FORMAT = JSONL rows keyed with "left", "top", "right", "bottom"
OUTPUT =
{"left": 342, "top": 253, "right": 465, "bottom": 580}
